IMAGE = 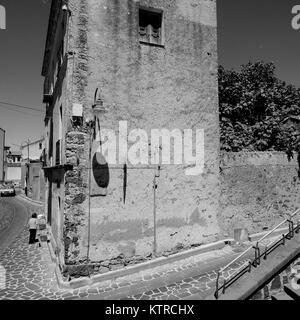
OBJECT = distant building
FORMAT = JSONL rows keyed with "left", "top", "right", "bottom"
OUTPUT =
{"left": 21, "top": 162, "right": 45, "bottom": 203}
{"left": 0, "top": 128, "right": 4, "bottom": 181}
{"left": 7, "top": 150, "right": 22, "bottom": 164}
{"left": 20, "top": 138, "right": 44, "bottom": 162}
{"left": 17, "top": 138, "right": 46, "bottom": 201}
{"left": 4, "top": 147, "right": 22, "bottom": 182}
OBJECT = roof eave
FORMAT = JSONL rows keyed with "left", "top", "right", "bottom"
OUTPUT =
{"left": 41, "top": 0, "right": 63, "bottom": 77}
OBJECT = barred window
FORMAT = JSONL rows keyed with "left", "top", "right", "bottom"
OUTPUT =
{"left": 139, "top": 8, "right": 163, "bottom": 46}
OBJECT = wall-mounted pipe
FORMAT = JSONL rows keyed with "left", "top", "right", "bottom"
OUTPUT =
{"left": 153, "top": 165, "right": 161, "bottom": 256}
{"left": 86, "top": 128, "right": 92, "bottom": 265}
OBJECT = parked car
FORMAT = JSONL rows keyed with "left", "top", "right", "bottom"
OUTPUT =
{"left": 0, "top": 181, "right": 16, "bottom": 197}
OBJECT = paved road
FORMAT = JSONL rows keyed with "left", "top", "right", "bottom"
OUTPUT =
{"left": 0, "top": 197, "right": 28, "bottom": 255}
{"left": 0, "top": 197, "right": 251, "bottom": 300}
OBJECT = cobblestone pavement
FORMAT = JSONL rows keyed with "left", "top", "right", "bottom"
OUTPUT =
{"left": 75, "top": 249, "right": 251, "bottom": 300}
{"left": 0, "top": 220, "right": 247, "bottom": 300}
{"left": 0, "top": 200, "right": 15, "bottom": 234}
{"left": 0, "top": 197, "right": 272, "bottom": 301}
{"left": 123, "top": 259, "right": 250, "bottom": 300}
{"left": 0, "top": 226, "right": 70, "bottom": 300}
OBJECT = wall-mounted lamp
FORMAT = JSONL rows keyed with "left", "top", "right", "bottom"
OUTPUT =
{"left": 62, "top": 2, "right": 72, "bottom": 16}
{"left": 92, "top": 88, "right": 105, "bottom": 113}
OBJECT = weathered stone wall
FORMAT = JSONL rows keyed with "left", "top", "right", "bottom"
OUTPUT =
{"left": 220, "top": 152, "right": 300, "bottom": 237}
{"left": 63, "top": 0, "right": 220, "bottom": 267}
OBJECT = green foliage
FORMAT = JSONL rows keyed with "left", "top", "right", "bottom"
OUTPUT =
{"left": 219, "top": 61, "right": 300, "bottom": 156}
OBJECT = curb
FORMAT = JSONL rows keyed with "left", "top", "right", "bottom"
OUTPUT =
{"left": 47, "top": 235, "right": 73, "bottom": 290}
{"left": 248, "top": 227, "right": 289, "bottom": 242}
{"left": 52, "top": 239, "right": 234, "bottom": 290}
{"left": 16, "top": 194, "right": 43, "bottom": 206}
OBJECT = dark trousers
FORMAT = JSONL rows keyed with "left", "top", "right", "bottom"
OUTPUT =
{"left": 29, "top": 229, "right": 37, "bottom": 244}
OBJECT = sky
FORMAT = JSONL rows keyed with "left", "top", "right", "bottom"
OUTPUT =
{"left": 0, "top": 0, "right": 300, "bottom": 149}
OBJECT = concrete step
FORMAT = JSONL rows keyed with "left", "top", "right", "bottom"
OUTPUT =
{"left": 271, "top": 292, "right": 293, "bottom": 300}
{"left": 284, "top": 284, "right": 300, "bottom": 300}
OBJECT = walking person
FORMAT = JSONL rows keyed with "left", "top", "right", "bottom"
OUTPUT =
{"left": 28, "top": 213, "right": 38, "bottom": 245}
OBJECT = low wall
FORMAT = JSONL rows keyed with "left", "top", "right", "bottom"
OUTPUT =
{"left": 220, "top": 152, "right": 300, "bottom": 236}
{"left": 251, "top": 257, "right": 300, "bottom": 300}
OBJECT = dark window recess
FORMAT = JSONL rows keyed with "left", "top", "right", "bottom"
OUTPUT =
{"left": 139, "top": 9, "right": 162, "bottom": 45}
{"left": 72, "top": 116, "right": 83, "bottom": 127}
{"left": 49, "top": 119, "right": 53, "bottom": 159}
{"left": 41, "top": 149, "right": 46, "bottom": 167}
{"left": 55, "top": 140, "right": 61, "bottom": 165}
{"left": 57, "top": 43, "right": 64, "bottom": 77}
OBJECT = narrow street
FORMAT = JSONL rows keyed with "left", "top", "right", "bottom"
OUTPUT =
{"left": 0, "top": 197, "right": 64, "bottom": 299}
{"left": 0, "top": 197, "right": 28, "bottom": 255}
{"left": 0, "top": 196, "right": 251, "bottom": 300}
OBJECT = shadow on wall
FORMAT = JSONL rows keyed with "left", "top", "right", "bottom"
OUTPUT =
{"left": 91, "top": 152, "right": 109, "bottom": 196}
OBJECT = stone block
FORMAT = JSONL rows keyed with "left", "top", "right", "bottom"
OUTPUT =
{"left": 234, "top": 228, "right": 249, "bottom": 243}
{"left": 270, "top": 275, "right": 282, "bottom": 290}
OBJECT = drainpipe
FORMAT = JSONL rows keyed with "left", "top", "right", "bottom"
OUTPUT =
{"left": 86, "top": 128, "right": 92, "bottom": 264}
{"left": 153, "top": 165, "right": 160, "bottom": 256}
{"left": 85, "top": 89, "right": 104, "bottom": 269}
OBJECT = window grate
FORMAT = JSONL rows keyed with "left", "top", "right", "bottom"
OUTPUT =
{"left": 139, "top": 8, "right": 163, "bottom": 46}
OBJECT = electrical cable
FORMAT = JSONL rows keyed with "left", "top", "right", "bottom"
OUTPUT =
{"left": 0, "top": 100, "right": 65, "bottom": 118}
{"left": 0, "top": 100, "right": 44, "bottom": 113}
{"left": 0, "top": 104, "right": 43, "bottom": 117}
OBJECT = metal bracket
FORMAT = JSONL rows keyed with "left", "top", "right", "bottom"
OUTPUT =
{"left": 253, "top": 244, "right": 260, "bottom": 267}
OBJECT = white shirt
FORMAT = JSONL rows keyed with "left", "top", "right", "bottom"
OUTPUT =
{"left": 28, "top": 218, "right": 37, "bottom": 230}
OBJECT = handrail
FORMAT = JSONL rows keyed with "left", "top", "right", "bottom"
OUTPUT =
{"left": 214, "top": 207, "right": 300, "bottom": 299}
{"left": 219, "top": 208, "right": 300, "bottom": 273}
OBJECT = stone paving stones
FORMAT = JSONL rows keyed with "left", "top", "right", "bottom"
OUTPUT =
{"left": 0, "top": 201, "right": 15, "bottom": 233}
{"left": 0, "top": 199, "right": 262, "bottom": 301}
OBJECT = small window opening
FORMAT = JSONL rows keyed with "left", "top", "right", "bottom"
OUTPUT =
{"left": 139, "top": 8, "right": 163, "bottom": 46}
{"left": 72, "top": 116, "right": 83, "bottom": 128}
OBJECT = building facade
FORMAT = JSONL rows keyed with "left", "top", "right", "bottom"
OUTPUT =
{"left": 20, "top": 138, "right": 45, "bottom": 163}
{"left": 42, "top": 0, "right": 220, "bottom": 275}
{"left": 4, "top": 147, "right": 22, "bottom": 182}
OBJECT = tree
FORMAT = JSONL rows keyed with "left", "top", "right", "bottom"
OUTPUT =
{"left": 219, "top": 61, "right": 300, "bottom": 155}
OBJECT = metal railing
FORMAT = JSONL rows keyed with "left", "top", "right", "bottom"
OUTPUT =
{"left": 214, "top": 208, "right": 300, "bottom": 299}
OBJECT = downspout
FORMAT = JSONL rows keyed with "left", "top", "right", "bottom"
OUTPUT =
{"left": 153, "top": 165, "right": 160, "bottom": 256}
{"left": 86, "top": 89, "right": 104, "bottom": 271}
{"left": 86, "top": 128, "right": 92, "bottom": 265}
